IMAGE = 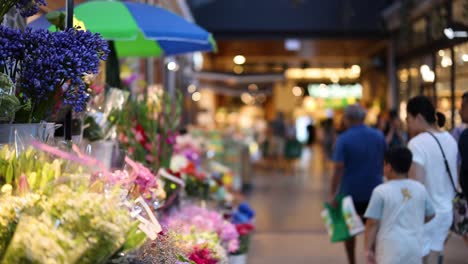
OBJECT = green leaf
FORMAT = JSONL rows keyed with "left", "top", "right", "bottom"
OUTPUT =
{"left": 0, "top": 72, "right": 14, "bottom": 90}
{"left": 39, "top": 163, "right": 50, "bottom": 190}
{"left": 120, "top": 223, "right": 147, "bottom": 252}
{"left": 0, "top": 93, "right": 21, "bottom": 121}
{"left": 83, "top": 116, "right": 104, "bottom": 141}
{"left": 177, "top": 254, "right": 195, "bottom": 263}
{"left": 46, "top": 11, "right": 66, "bottom": 31}
{"left": 6, "top": 162, "right": 13, "bottom": 184}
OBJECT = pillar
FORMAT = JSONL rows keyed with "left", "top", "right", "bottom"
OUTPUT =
{"left": 387, "top": 39, "right": 398, "bottom": 111}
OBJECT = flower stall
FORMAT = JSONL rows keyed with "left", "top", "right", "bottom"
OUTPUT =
{"left": 0, "top": 24, "right": 108, "bottom": 143}
{"left": 0, "top": 1, "right": 254, "bottom": 264}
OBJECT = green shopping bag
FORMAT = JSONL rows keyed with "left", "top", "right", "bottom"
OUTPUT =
{"left": 321, "top": 195, "right": 365, "bottom": 243}
{"left": 321, "top": 196, "right": 351, "bottom": 242}
{"left": 284, "top": 139, "right": 302, "bottom": 159}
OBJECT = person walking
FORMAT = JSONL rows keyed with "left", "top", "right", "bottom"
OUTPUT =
{"left": 330, "top": 104, "right": 386, "bottom": 264}
{"left": 322, "top": 118, "right": 335, "bottom": 160}
{"left": 457, "top": 92, "right": 468, "bottom": 246}
{"left": 374, "top": 113, "right": 389, "bottom": 134}
{"left": 269, "top": 112, "right": 286, "bottom": 156}
{"left": 385, "top": 110, "right": 408, "bottom": 148}
{"left": 365, "top": 147, "right": 435, "bottom": 264}
{"left": 268, "top": 112, "right": 287, "bottom": 170}
{"left": 457, "top": 92, "right": 468, "bottom": 197}
{"left": 406, "top": 96, "right": 458, "bottom": 264}
{"left": 306, "top": 122, "right": 316, "bottom": 146}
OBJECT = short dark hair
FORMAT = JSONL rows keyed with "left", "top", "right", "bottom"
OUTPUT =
{"left": 462, "top": 92, "right": 468, "bottom": 101}
{"left": 407, "top": 95, "right": 445, "bottom": 127}
{"left": 384, "top": 147, "right": 413, "bottom": 174}
{"left": 389, "top": 109, "right": 398, "bottom": 120}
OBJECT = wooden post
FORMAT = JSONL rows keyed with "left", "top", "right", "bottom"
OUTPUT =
{"left": 387, "top": 39, "right": 398, "bottom": 111}
{"left": 64, "top": 0, "right": 74, "bottom": 141}
{"left": 450, "top": 46, "right": 456, "bottom": 129}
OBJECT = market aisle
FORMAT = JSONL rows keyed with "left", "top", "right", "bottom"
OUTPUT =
{"left": 247, "top": 146, "right": 468, "bottom": 264}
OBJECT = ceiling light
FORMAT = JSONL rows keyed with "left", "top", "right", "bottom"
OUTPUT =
{"left": 167, "top": 61, "right": 179, "bottom": 71}
{"left": 420, "top": 64, "right": 430, "bottom": 74}
{"left": 285, "top": 39, "right": 301, "bottom": 51}
{"left": 462, "top": 54, "right": 468, "bottom": 62}
{"left": 438, "top": 50, "right": 445, "bottom": 57}
{"left": 444, "top": 27, "right": 468, "bottom": 39}
{"left": 420, "top": 65, "right": 434, "bottom": 82}
{"left": 187, "top": 84, "right": 197, "bottom": 93}
{"left": 192, "top": 91, "right": 201, "bottom": 102}
{"left": 441, "top": 56, "right": 452, "bottom": 68}
{"left": 422, "top": 70, "right": 435, "bottom": 83}
{"left": 351, "top": 65, "right": 361, "bottom": 75}
{"left": 444, "top": 28, "right": 454, "bottom": 39}
{"left": 233, "top": 55, "right": 246, "bottom": 65}
{"left": 292, "top": 86, "right": 303, "bottom": 97}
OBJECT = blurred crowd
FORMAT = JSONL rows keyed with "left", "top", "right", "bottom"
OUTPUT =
{"left": 326, "top": 95, "right": 468, "bottom": 264}
{"left": 259, "top": 94, "right": 467, "bottom": 264}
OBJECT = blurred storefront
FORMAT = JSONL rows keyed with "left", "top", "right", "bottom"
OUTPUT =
{"left": 192, "top": 39, "right": 389, "bottom": 134}
{"left": 384, "top": 0, "right": 468, "bottom": 128}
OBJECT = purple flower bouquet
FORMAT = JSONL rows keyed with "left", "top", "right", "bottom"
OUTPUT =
{"left": 0, "top": 26, "right": 109, "bottom": 123}
{"left": 0, "top": 0, "right": 45, "bottom": 21}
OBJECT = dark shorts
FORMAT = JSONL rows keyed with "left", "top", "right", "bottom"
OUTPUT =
{"left": 354, "top": 201, "right": 369, "bottom": 223}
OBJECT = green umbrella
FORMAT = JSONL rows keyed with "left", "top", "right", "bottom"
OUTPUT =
{"left": 28, "top": 0, "right": 217, "bottom": 57}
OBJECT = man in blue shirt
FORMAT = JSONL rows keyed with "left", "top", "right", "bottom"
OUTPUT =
{"left": 330, "top": 104, "right": 386, "bottom": 264}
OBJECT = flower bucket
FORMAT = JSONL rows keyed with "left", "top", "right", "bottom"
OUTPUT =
{"left": 83, "top": 140, "right": 126, "bottom": 171}
{"left": 229, "top": 254, "right": 247, "bottom": 264}
{"left": 86, "top": 140, "right": 115, "bottom": 170}
{"left": 0, "top": 123, "right": 56, "bottom": 145}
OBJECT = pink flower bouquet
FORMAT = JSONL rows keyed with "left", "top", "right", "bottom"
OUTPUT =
{"left": 163, "top": 205, "right": 239, "bottom": 253}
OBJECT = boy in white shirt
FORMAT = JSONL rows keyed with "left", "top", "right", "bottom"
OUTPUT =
{"left": 364, "top": 147, "right": 435, "bottom": 264}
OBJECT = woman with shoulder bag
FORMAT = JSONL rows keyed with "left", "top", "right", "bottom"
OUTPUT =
{"left": 455, "top": 92, "right": 468, "bottom": 245}
{"left": 406, "top": 96, "right": 459, "bottom": 264}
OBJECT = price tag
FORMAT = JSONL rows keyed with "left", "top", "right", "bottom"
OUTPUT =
{"left": 158, "top": 168, "right": 185, "bottom": 187}
{"left": 132, "top": 196, "right": 162, "bottom": 240}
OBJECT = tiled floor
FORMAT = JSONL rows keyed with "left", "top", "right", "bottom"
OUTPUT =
{"left": 247, "top": 146, "right": 468, "bottom": 264}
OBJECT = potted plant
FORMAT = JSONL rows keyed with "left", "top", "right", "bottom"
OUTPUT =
{"left": 229, "top": 203, "right": 256, "bottom": 264}
{"left": 229, "top": 223, "right": 254, "bottom": 264}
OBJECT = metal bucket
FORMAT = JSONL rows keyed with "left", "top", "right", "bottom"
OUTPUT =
{"left": 84, "top": 140, "right": 126, "bottom": 170}
{"left": 229, "top": 254, "right": 247, "bottom": 264}
{"left": 0, "top": 123, "right": 56, "bottom": 145}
